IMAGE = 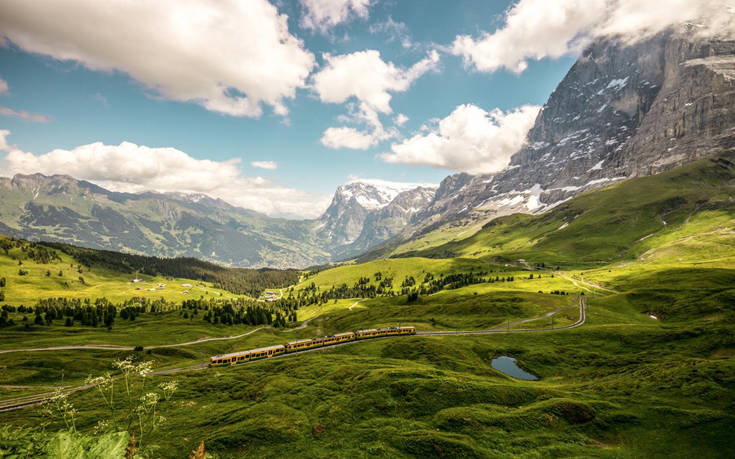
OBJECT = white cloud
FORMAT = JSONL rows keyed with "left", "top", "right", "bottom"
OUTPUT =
{"left": 0, "top": 0, "right": 315, "bottom": 117}
{"left": 313, "top": 49, "right": 439, "bottom": 114}
{"left": 0, "top": 106, "right": 50, "bottom": 123}
{"left": 321, "top": 126, "right": 376, "bottom": 150}
{"left": 452, "top": 0, "right": 735, "bottom": 74}
{"left": 0, "top": 130, "right": 328, "bottom": 218}
{"left": 381, "top": 104, "right": 541, "bottom": 174}
{"left": 300, "top": 0, "right": 371, "bottom": 32}
{"left": 0, "top": 78, "right": 7, "bottom": 95}
{"left": 250, "top": 160, "right": 278, "bottom": 170}
{"left": 394, "top": 113, "right": 409, "bottom": 126}
{"left": 314, "top": 50, "right": 439, "bottom": 149}
{"left": 0, "top": 129, "right": 9, "bottom": 151}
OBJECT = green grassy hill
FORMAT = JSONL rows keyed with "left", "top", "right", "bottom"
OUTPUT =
{"left": 0, "top": 173, "right": 329, "bottom": 268}
{"left": 395, "top": 152, "right": 735, "bottom": 265}
{"left": 0, "top": 236, "right": 301, "bottom": 305}
{"left": 1, "top": 154, "right": 734, "bottom": 457}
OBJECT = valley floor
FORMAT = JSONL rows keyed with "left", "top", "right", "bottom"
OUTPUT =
{"left": 1, "top": 257, "right": 733, "bottom": 458}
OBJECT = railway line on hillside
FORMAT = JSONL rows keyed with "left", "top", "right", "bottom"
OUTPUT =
{"left": 0, "top": 298, "right": 585, "bottom": 412}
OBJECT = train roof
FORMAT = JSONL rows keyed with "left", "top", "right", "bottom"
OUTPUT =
{"left": 211, "top": 344, "right": 284, "bottom": 360}
{"left": 357, "top": 328, "right": 378, "bottom": 333}
{"left": 287, "top": 339, "right": 314, "bottom": 346}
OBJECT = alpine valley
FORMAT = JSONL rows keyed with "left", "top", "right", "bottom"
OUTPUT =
{"left": 2, "top": 4, "right": 735, "bottom": 457}
{"left": 2, "top": 27, "right": 733, "bottom": 269}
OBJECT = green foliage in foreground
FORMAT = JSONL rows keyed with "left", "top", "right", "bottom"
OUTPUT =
{"left": 0, "top": 426, "right": 129, "bottom": 458}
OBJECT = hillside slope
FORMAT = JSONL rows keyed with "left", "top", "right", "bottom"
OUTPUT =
{"left": 367, "top": 27, "right": 735, "bottom": 255}
{"left": 398, "top": 151, "right": 735, "bottom": 265}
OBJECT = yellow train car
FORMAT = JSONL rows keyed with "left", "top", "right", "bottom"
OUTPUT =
{"left": 209, "top": 326, "right": 415, "bottom": 368}
{"left": 321, "top": 332, "right": 355, "bottom": 346}
{"left": 209, "top": 344, "right": 285, "bottom": 367}
{"left": 395, "top": 326, "right": 416, "bottom": 335}
{"left": 355, "top": 328, "right": 379, "bottom": 339}
{"left": 356, "top": 326, "right": 415, "bottom": 339}
{"left": 285, "top": 338, "right": 319, "bottom": 352}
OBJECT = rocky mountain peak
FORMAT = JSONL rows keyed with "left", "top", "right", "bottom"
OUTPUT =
{"left": 317, "top": 181, "right": 437, "bottom": 249}
{"left": 393, "top": 27, "right": 735, "bottom": 242}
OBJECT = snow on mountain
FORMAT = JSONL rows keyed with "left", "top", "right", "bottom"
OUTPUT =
{"left": 343, "top": 179, "right": 437, "bottom": 210}
{"left": 317, "top": 180, "right": 437, "bottom": 249}
{"left": 358, "top": 27, "right": 735, "bottom": 257}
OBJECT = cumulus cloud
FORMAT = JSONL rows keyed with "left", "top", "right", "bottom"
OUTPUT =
{"left": 300, "top": 0, "right": 371, "bottom": 32}
{"left": 314, "top": 50, "right": 439, "bottom": 149}
{"left": 313, "top": 50, "right": 439, "bottom": 114}
{"left": 452, "top": 0, "right": 735, "bottom": 74}
{"left": 250, "top": 160, "right": 278, "bottom": 170}
{"left": 381, "top": 104, "right": 541, "bottom": 174}
{"left": 0, "top": 130, "right": 329, "bottom": 218}
{"left": 0, "top": 0, "right": 315, "bottom": 117}
{"left": 321, "top": 126, "right": 378, "bottom": 150}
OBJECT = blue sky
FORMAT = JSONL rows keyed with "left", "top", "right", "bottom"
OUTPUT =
{"left": 0, "top": 0, "right": 714, "bottom": 217}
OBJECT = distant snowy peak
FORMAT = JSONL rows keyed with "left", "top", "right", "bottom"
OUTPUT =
{"left": 338, "top": 180, "right": 437, "bottom": 211}
{"left": 317, "top": 180, "right": 438, "bottom": 250}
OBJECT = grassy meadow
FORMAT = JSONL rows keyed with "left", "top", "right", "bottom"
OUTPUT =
{"left": 1, "top": 154, "right": 734, "bottom": 457}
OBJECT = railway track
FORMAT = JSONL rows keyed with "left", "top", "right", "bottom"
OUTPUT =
{"left": 0, "top": 298, "right": 585, "bottom": 413}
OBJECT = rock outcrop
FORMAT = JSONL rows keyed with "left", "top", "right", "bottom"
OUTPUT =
{"left": 398, "top": 27, "right": 735, "bottom": 241}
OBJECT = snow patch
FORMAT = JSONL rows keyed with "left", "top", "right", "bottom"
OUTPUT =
{"left": 588, "top": 160, "right": 604, "bottom": 172}
{"left": 606, "top": 77, "right": 629, "bottom": 91}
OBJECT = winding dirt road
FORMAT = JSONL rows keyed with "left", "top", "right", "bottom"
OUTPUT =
{"left": 0, "top": 327, "right": 269, "bottom": 355}
{"left": 556, "top": 272, "right": 617, "bottom": 293}
{"left": 0, "top": 298, "right": 585, "bottom": 413}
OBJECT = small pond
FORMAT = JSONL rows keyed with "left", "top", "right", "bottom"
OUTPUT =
{"left": 491, "top": 356, "right": 539, "bottom": 380}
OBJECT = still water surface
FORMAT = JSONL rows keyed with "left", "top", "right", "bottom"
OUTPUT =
{"left": 491, "top": 356, "right": 539, "bottom": 380}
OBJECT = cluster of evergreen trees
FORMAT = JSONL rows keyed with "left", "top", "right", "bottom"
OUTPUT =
{"left": 411, "top": 271, "right": 509, "bottom": 296}
{"left": 5, "top": 296, "right": 178, "bottom": 329}
{"left": 273, "top": 269, "right": 524, "bottom": 309}
{"left": 0, "top": 238, "right": 62, "bottom": 263}
{"left": 182, "top": 297, "right": 294, "bottom": 327}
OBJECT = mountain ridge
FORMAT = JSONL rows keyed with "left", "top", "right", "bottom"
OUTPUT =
{"left": 0, "top": 172, "right": 437, "bottom": 268}
{"left": 2, "top": 28, "right": 733, "bottom": 268}
{"left": 366, "top": 27, "right": 735, "bottom": 257}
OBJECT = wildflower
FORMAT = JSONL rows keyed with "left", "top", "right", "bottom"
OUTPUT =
{"left": 140, "top": 392, "right": 160, "bottom": 409}
{"left": 93, "top": 419, "right": 111, "bottom": 435}
{"left": 113, "top": 357, "right": 135, "bottom": 372}
{"left": 158, "top": 380, "right": 178, "bottom": 400}
{"left": 137, "top": 361, "right": 154, "bottom": 378}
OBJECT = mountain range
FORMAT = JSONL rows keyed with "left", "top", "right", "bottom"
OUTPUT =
{"left": 1, "top": 26, "right": 733, "bottom": 268}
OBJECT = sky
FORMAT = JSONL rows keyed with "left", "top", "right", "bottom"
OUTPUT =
{"left": 0, "top": 0, "right": 730, "bottom": 218}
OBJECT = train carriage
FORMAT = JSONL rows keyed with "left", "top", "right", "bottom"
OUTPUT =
{"left": 210, "top": 326, "right": 415, "bottom": 367}
{"left": 285, "top": 338, "right": 318, "bottom": 352}
{"left": 209, "top": 344, "right": 285, "bottom": 367}
{"left": 355, "top": 328, "right": 379, "bottom": 339}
